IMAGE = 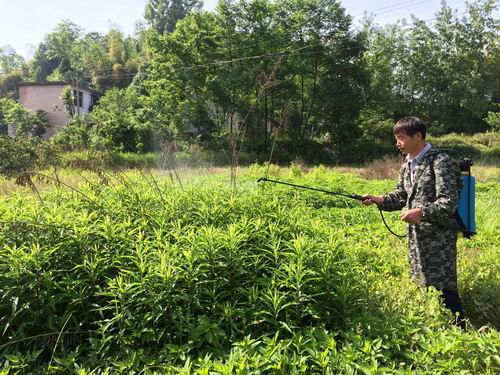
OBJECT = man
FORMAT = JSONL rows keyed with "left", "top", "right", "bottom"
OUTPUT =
{"left": 363, "top": 116, "right": 465, "bottom": 328}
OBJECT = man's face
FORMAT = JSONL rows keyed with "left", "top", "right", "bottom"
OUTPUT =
{"left": 394, "top": 132, "right": 422, "bottom": 155}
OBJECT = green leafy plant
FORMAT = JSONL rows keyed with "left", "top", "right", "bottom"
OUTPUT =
{"left": 0, "top": 165, "right": 498, "bottom": 373}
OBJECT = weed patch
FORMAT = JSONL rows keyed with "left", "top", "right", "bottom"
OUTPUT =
{"left": 0, "top": 166, "right": 498, "bottom": 373}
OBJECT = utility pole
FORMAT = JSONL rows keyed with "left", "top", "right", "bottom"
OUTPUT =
{"left": 76, "top": 75, "right": 80, "bottom": 117}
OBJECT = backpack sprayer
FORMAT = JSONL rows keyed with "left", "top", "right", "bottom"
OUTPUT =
{"left": 258, "top": 156, "right": 476, "bottom": 238}
{"left": 457, "top": 158, "right": 476, "bottom": 238}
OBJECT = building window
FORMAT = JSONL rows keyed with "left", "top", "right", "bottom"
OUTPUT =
{"left": 73, "top": 90, "right": 83, "bottom": 108}
{"left": 90, "top": 94, "right": 100, "bottom": 110}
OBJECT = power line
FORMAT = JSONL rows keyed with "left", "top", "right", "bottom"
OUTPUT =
{"left": 372, "top": 0, "right": 435, "bottom": 17}
{"left": 400, "top": 2, "right": 500, "bottom": 30}
{"left": 352, "top": 0, "right": 435, "bottom": 18}
{"left": 364, "top": 0, "right": 433, "bottom": 14}
{"left": 69, "top": 44, "right": 329, "bottom": 81}
{"left": 181, "top": 44, "right": 322, "bottom": 71}
{"left": 66, "top": 1, "right": 439, "bottom": 79}
{"left": 59, "top": 2, "right": 498, "bottom": 83}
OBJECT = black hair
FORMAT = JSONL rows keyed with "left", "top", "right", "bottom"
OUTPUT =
{"left": 393, "top": 116, "right": 427, "bottom": 139}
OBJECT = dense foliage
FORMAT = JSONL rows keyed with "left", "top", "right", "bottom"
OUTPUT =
{"left": 361, "top": 0, "right": 500, "bottom": 134}
{"left": 0, "top": 99, "right": 48, "bottom": 138}
{"left": 0, "top": 46, "right": 25, "bottom": 75}
{"left": 26, "top": 21, "right": 142, "bottom": 92}
{"left": 1, "top": 0, "right": 498, "bottom": 156}
{"left": 1, "top": 1, "right": 498, "bottom": 372}
{"left": 144, "top": 0, "right": 203, "bottom": 34}
{"left": 0, "top": 165, "right": 498, "bottom": 373}
{"left": 0, "top": 136, "right": 61, "bottom": 177}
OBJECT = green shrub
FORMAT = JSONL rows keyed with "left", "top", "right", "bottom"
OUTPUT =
{"left": 0, "top": 167, "right": 498, "bottom": 373}
{"left": 52, "top": 115, "right": 92, "bottom": 150}
{"left": 357, "top": 109, "right": 394, "bottom": 143}
{"left": 485, "top": 112, "right": 500, "bottom": 132}
{"left": 0, "top": 136, "right": 37, "bottom": 177}
{"left": 428, "top": 132, "right": 500, "bottom": 163}
{"left": 0, "top": 137, "right": 63, "bottom": 178}
{"left": 0, "top": 98, "right": 48, "bottom": 138}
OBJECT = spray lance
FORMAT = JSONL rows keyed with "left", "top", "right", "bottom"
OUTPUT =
{"left": 258, "top": 153, "right": 477, "bottom": 239}
{"left": 257, "top": 177, "right": 405, "bottom": 237}
{"left": 257, "top": 177, "right": 365, "bottom": 201}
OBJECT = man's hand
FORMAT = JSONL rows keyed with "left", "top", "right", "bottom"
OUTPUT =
{"left": 362, "top": 195, "right": 384, "bottom": 206}
{"left": 400, "top": 208, "right": 423, "bottom": 224}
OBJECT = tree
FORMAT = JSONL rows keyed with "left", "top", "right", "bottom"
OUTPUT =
{"left": 72, "top": 32, "right": 113, "bottom": 91}
{"left": 29, "top": 42, "right": 60, "bottom": 82}
{"left": 29, "top": 20, "right": 83, "bottom": 82}
{"left": 0, "top": 46, "right": 27, "bottom": 100}
{"left": 144, "top": 0, "right": 203, "bottom": 34}
{"left": 28, "top": 22, "right": 143, "bottom": 91}
{"left": 363, "top": 0, "right": 499, "bottom": 134}
{"left": 91, "top": 87, "right": 145, "bottom": 151}
{"left": 60, "top": 86, "right": 76, "bottom": 117}
{"left": 139, "top": 0, "right": 367, "bottom": 151}
{"left": 108, "top": 29, "right": 124, "bottom": 65}
{"left": 44, "top": 20, "right": 83, "bottom": 79}
{"left": 0, "top": 98, "right": 48, "bottom": 138}
{"left": 0, "top": 45, "right": 26, "bottom": 74}
{"left": 0, "top": 136, "right": 38, "bottom": 177}
{"left": 52, "top": 115, "right": 92, "bottom": 150}
{"left": 357, "top": 20, "right": 402, "bottom": 142}
{"left": 0, "top": 71, "right": 24, "bottom": 99}
{"left": 105, "top": 30, "right": 140, "bottom": 88}
{"left": 485, "top": 111, "right": 500, "bottom": 132}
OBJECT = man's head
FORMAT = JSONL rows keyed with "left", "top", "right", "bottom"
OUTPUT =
{"left": 393, "top": 117, "right": 427, "bottom": 156}
{"left": 393, "top": 116, "right": 427, "bottom": 139}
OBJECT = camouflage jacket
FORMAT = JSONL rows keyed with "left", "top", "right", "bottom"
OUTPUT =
{"left": 379, "top": 148, "right": 461, "bottom": 290}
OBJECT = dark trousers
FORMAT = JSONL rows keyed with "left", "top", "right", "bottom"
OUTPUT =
{"left": 440, "top": 289, "right": 466, "bottom": 329}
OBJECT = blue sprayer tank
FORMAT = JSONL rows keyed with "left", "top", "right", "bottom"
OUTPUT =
{"left": 456, "top": 158, "right": 476, "bottom": 238}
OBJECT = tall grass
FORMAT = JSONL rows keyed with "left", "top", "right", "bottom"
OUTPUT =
{"left": 0, "top": 165, "right": 498, "bottom": 373}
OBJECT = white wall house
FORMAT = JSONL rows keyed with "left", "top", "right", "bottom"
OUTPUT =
{"left": 11, "top": 82, "right": 101, "bottom": 138}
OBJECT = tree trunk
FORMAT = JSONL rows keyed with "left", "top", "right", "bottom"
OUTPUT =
{"left": 303, "top": 55, "right": 319, "bottom": 139}
{"left": 264, "top": 92, "right": 268, "bottom": 145}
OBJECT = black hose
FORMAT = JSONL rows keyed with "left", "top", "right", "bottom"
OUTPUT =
{"left": 377, "top": 207, "right": 406, "bottom": 238}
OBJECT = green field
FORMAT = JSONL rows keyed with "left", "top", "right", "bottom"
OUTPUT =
{"left": 0, "top": 163, "right": 499, "bottom": 374}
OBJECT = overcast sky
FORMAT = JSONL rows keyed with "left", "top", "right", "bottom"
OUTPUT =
{"left": 0, "top": 0, "right": 488, "bottom": 59}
